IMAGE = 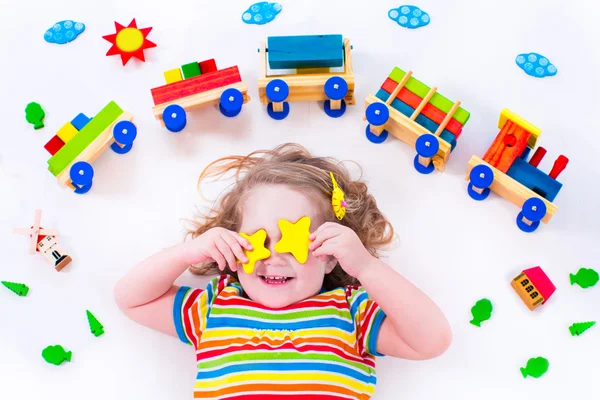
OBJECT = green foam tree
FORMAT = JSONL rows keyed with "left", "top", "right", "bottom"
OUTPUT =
{"left": 569, "top": 321, "right": 596, "bottom": 336}
{"left": 86, "top": 310, "right": 104, "bottom": 337}
{"left": 1, "top": 281, "right": 29, "bottom": 297}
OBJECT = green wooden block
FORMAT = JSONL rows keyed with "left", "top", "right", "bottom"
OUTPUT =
{"left": 388, "top": 67, "right": 470, "bottom": 125}
{"left": 47, "top": 101, "right": 124, "bottom": 176}
{"left": 181, "top": 62, "right": 202, "bottom": 79}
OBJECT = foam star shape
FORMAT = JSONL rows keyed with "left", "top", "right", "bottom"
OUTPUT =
{"left": 238, "top": 229, "right": 271, "bottom": 274}
{"left": 274, "top": 216, "right": 311, "bottom": 264}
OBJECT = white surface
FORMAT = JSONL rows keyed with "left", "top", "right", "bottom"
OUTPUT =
{"left": 1, "top": 0, "right": 599, "bottom": 398}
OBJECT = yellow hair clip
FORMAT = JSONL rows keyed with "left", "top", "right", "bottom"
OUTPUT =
{"left": 330, "top": 172, "right": 346, "bottom": 220}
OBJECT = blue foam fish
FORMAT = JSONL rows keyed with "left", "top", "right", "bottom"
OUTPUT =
{"left": 516, "top": 53, "right": 557, "bottom": 78}
{"left": 242, "top": 2, "right": 282, "bottom": 25}
{"left": 388, "top": 5, "right": 430, "bottom": 29}
{"left": 44, "top": 20, "right": 85, "bottom": 44}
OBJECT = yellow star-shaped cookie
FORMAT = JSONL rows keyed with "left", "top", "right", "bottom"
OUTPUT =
{"left": 274, "top": 216, "right": 311, "bottom": 264}
{"left": 238, "top": 229, "right": 271, "bottom": 274}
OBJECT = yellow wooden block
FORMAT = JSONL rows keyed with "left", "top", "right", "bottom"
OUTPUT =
{"left": 498, "top": 108, "right": 541, "bottom": 149}
{"left": 274, "top": 216, "right": 311, "bottom": 264}
{"left": 238, "top": 230, "right": 271, "bottom": 274}
{"left": 164, "top": 68, "right": 183, "bottom": 85}
{"left": 56, "top": 122, "right": 78, "bottom": 143}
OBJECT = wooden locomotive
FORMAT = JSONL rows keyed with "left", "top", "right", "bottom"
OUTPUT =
{"left": 44, "top": 101, "right": 137, "bottom": 194}
{"left": 364, "top": 67, "right": 470, "bottom": 174}
{"left": 257, "top": 34, "right": 355, "bottom": 119}
{"left": 150, "top": 59, "right": 250, "bottom": 132}
{"left": 466, "top": 109, "right": 569, "bottom": 232}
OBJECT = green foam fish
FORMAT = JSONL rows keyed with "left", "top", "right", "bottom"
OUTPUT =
{"left": 25, "top": 102, "right": 45, "bottom": 129}
{"left": 470, "top": 298, "right": 493, "bottom": 327}
{"left": 42, "top": 345, "right": 72, "bottom": 366}
{"left": 570, "top": 267, "right": 599, "bottom": 289}
{"left": 521, "top": 356, "right": 549, "bottom": 378}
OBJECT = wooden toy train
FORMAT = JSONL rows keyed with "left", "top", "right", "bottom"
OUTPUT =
{"left": 150, "top": 59, "right": 250, "bottom": 132}
{"left": 465, "top": 109, "right": 569, "bottom": 233}
{"left": 257, "top": 34, "right": 355, "bottom": 119}
{"left": 44, "top": 101, "right": 137, "bottom": 194}
{"left": 364, "top": 67, "right": 470, "bottom": 174}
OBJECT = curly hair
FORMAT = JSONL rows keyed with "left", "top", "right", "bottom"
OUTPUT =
{"left": 185, "top": 143, "right": 395, "bottom": 290}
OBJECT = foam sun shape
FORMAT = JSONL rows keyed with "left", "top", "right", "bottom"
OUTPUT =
{"left": 102, "top": 19, "right": 156, "bottom": 65}
{"left": 238, "top": 229, "right": 271, "bottom": 274}
{"left": 274, "top": 216, "right": 311, "bottom": 264}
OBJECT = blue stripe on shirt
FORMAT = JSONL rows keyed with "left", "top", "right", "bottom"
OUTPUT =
{"left": 207, "top": 316, "right": 354, "bottom": 332}
{"left": 173, "top": 286, "right": 191, "bottom": 344}
{"left": 368, "top": 309, "right": 386, "bottom": 357}
{"left": 196, "top": 361, "right": 377, "bottom": 384}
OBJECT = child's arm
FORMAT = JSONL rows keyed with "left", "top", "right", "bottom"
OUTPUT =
{"left": 114, "top": 228, "right": 251, "bottom": 336}
{"left": 310, "top": 223, "right": 452, "bottom": 360}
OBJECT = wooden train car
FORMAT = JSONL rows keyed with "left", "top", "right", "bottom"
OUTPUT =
{"left": 465, "top": 109, "right": 569, "bottom": 232}
{"left": 150, "top": 59, "right": 250, "bottom": 132}
{"left": 43, "top": 101, "right": 137, "bottom": 194}
{"left": 257, "top": 34, "right": 355, "bottom": 119}
{"left": 364, "top": 67, "right": 470, "bottom": 174}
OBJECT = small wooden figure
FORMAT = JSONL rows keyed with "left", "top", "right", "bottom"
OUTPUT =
{"left": 13, "top": 209, "right": 72, "bottom": 271}
{"left": 363, "top": 66, "right": 470, "bottom": 174}
{"left": 150, "top": 59, "right": 250, "bottom": 132}
{"left": 43, "top": 101, "right": 138, "bottom": 194}
{"left": 511, "top": 267, "right": 556, "bottom": 310}
{"left": 258, "top": 35, "right": 355, "bottom": 120}
{"left": 466, "top": 109, "right": 569, "bottom": 233}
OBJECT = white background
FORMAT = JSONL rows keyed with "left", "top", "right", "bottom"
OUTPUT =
{"left": 1, "top": 0, "right": 599, "bottom": 399}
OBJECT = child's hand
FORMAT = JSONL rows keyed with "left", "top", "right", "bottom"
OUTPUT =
{"left": 183, "top": 227, "right": 253, "bottom": 272}
{"left": 308, "top": 222, "right": 374, "bottom": 278}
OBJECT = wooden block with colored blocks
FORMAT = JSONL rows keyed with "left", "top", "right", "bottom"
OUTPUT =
{"left": 380, "top": 77, "right": 463, "bottom": 137}
{"left": 267, "top": 34, "right": 344, "bottom": 70}
{"left": 164, "top": 68, "right": 183, "bottom": 84}
{"left": 388, "top": 67, "right": 470, "bottom": 125}
{"left": 56, "top": 122, "right": 79, "bottom": 143}
{"left": 47, "top": 101, "right": 125, "bottom": 176}
{"left": 151, "top": 66, "right": 243, "bottom": 106}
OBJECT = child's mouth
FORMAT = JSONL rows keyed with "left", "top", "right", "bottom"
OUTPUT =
{"left": 259, "top": 275, "right": 294, "bottom": 285}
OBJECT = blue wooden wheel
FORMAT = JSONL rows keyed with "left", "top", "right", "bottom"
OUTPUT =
{"left": 219, "top": 88, "right": 244, "bottom": 117}
{"left": 413, "top": 134, "right": 439, "bottom": 174}
{"left": 517, "top": 197, "right": 546, "bottom": 232}
{"left": 163, "top": 104, "right": 187, "bottom": 133}
{"left": 324, "top": 99, "right": 347, "bottom": 118}
{"left": 468, "top": 164, "right": 494, "bottom": 201}
{"left": 267, "top": 102, "right": 290, "bottom": 120}
{"left": 111, "top": 120, "right": 137, "bottom": 154}
{"left": 266, "top": 79, "right": 289, "bottom": 102}
{"left": 324, "top": 76, "right": 348, "bottom": 100}
{"left": 365, "top": 124, "right": 388, "bottom": 144}
{"left": 69, "top": 161, "right": 94, "bottom": 194}
{"left": 365, "top": 102, "right": 389, "bottom": 126}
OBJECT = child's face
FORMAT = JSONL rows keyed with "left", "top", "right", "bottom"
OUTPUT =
{"left": 237, "top": 184, "right": 335, "bottom": 308}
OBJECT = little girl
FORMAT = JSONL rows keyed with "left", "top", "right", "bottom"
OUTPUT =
{"left": 114, "top": 143, "right": 451, "bottom": 399}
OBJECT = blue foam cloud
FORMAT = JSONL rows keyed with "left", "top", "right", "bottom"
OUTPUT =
{"left": 242, "top": 2, "right": 282, "bottom": 25}
{"left": 44, "top": 20, "right": 85, "bottom": 44}
{"left": 388, "top": 5, "right": 430, "bottom": 29}
{"left": 516, "top": 53, "right": 557, "bottom": 78}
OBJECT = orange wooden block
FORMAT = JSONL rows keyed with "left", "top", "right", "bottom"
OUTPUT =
{"left": 482, "top": 121, "right": 530, "bottom": 173}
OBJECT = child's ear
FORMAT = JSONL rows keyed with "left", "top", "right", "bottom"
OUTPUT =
{"left": 324, "top": 258, "right": 337, "bottom": 274}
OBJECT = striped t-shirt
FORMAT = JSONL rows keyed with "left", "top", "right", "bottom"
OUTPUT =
{"left": 173, "top": 274, "right": 386, "bottom": 399}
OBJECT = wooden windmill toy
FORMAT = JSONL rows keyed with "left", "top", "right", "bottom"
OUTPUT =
{"left": 12, "top": 209, "right": 72, "bottom": 271}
